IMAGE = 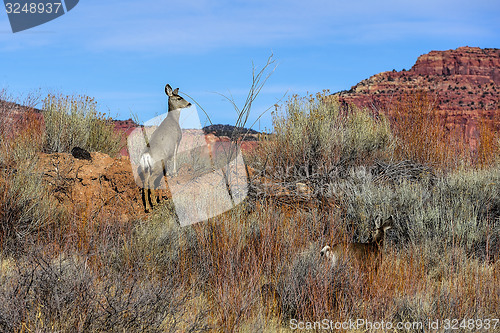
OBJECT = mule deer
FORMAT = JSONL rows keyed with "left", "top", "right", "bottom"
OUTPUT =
{"left": 320, "top": 216, "right": 393, "bottom": 272}
{"left": 139, "top": 84, "right": 191, "bottom": 212}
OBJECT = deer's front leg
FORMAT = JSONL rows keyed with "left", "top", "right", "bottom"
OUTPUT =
{"left": 173, "top": 143, "right": 179, "bottom": 177}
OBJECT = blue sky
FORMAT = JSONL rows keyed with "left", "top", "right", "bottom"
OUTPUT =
{"left": 0, "top": 0, "right": 499, "bottom": 131}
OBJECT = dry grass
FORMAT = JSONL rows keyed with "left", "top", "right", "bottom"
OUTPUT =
{"left": 476, "top": 107, "right": 500, "bottom": 168}
{"left": 389, "top": 91, "right": 500, "bottom": 171}
{"left": 389, "top": 91, "right": 465, "bottom": 170}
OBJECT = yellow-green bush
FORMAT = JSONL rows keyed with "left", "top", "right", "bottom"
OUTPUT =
{"left": 42, "top": 94, "right": 122, "bottom": 156}
{"left": 257, "top": 92, "right": 393, "bottom": 183}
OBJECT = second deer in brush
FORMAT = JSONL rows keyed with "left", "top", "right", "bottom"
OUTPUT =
{"left": 320, "top": 216, "right": 394, "bottom": 272}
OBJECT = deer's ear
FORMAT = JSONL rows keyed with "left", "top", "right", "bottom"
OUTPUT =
{"left": 173, "top": 88, "right": 179, "bottom": 95}
{"left": 383, "top": 216, "right": 394, "bottom": 228}
{"left": 165, "top": 84, "right": 173, "bottom": 96}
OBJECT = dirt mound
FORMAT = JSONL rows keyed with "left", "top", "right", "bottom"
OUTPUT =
{"left": 38, "top": 152, "right": 146, "bottom": 222}
{"left": 37, "top": 143, "right": 255, "bottom": 223}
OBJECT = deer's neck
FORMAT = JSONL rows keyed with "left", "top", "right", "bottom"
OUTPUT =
{"left": 372, "top": 230, "right": 384, "bottom": 247}
{"left": 167, "top": 108, "right": 182, "bottom": 124}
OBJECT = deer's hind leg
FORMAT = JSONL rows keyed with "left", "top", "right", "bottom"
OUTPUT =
{"left": 140, "top": 170, "right": 153, "bottom": 213}
{"left": 149, "top": 160, "right": 170, "bottom": 209}
{"left": 142, "top": 188, "right": 152, "bottom": 213}
{"left": 141, "top": 162, "right": 162, "bottom": 212}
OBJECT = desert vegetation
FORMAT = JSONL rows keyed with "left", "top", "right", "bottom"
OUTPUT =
{"left": 43, "top": 93, "right": 123, "bottom": 156}
{"left": 0, "top": 87, "right": 499, "bottom": 332}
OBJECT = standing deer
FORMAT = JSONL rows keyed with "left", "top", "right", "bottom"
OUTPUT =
{"left": 139, "top": 84, "right": 191, "bottom": 212}
{"left": 320, "top": 216, "right": 394, "bottom": 272}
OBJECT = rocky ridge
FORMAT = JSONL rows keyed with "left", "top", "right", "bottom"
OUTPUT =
{"left": 335, "top": 46, "right": 500, "bottom": 142}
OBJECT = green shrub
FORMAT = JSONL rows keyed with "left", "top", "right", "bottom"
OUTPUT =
{"left": 42, "top": 94, "right": 122, "bottom": 156}
{"left": 257, "top": 92, "right": 394, "bottom": 184}
{"left": 327, "top": 163, "right": 500, "bottom": 259}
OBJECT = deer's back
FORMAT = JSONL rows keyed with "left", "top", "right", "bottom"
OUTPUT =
{"left": 332, "top": 242, "right": 380, "bottom": 266}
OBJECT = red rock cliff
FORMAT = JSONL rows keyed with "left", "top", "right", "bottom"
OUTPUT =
{"left": 335, "top": 47, "right": 500, "bottom": 144}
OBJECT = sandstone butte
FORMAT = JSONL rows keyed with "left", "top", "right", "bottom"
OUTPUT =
{"left": 332, "top": 46, "right": 500, "bottom": 146}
